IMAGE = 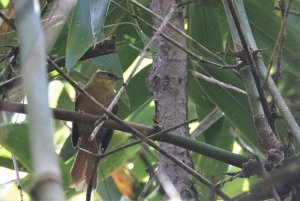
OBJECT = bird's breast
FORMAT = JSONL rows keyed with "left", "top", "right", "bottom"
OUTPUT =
{"left": 77, "top": 88, "right": 115, "bottom": 116}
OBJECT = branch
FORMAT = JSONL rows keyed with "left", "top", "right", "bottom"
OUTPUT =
{"left": 191, "top": 70, "right": 247, "bottom": 95}
{"left": 223, "top": 0, "right": 282, "bottom": 150}
{"left": 231, "top": 0, "right": 300, "bottom": 143}
{"left": 0, "top": 98, "right": 249, "bottom": 169}
{"left": 0, "top": 100, "right": 248, "bottom": 171}
{"left": 160, "top": 133, "right": 247, "bottom": 168}
{"left": 232, "top": 154, "right": 300, "bottom": 200}
{"left": 0, "top": 100, "right": 154, "bottom": 136}
{"left": 264, "top": 0, "right": 292, "bottom": 83}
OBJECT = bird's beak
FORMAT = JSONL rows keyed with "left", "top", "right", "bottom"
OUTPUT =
{"left": 115, "top": 75, "right": 123, "bottom": 80}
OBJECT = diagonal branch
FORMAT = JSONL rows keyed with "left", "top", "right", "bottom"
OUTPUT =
{"left": 191, "top": 70, "right": 247, "bottom": 95}
{"left": 127, "top": 0, "right": 223, "bottom": 62}
{"left": 131, "top": 14, "right": 236, "bottom": 69}
{"left": 264, "top": 0, "right": 293, "bottom": 84}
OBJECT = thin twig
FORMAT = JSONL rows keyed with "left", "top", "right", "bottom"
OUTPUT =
{"left": 139, "top": 147, "right": 167, "bottom": 197}
{"left": 191, "top": 107, "right": 223, "bottom": 138}
{"left": 264, "top": 0, "right": 293, "bottom": 84}
{"left": 2, "top": 111, "right": 24, "bottom": 201}
{"left": 48, "top": 58, "right": 230, "bottom": 200}
{"left": 191, "top": 70, "right": 247, "bottom": 95}
{"left": 86, "top": 149, "right": 102, "bottom": 201}
{"left": 131, "top": 14, "right": 237, "bottom": 69}
{"left": 0, "top": 12, "right": 16, "bottom": 30}
{"left": 12, "top": 154, "right": 24, "bottom": 201}
{"left": 0, "top": 37, "right": 116, "bottom": 94}
{"left": 275, "top": 6, "right": 300, "bottom": 16}
{"left": 127, "top": 0, "right": 223, "bottom": 62}
{"left": 101, "top": 118, "right": 199, "bottom": 158}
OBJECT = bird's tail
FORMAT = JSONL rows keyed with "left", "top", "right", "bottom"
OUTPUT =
{"left": 70, "top": 141, "right": 98, "bottom": 191}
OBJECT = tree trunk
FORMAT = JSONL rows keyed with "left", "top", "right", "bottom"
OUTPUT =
{"left": 147, "top": 0, "right": 198, "bottom": 200}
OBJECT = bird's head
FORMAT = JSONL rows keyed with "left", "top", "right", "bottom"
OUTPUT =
{"left": 91, "top": 71, "right": 122, "bottom": 88}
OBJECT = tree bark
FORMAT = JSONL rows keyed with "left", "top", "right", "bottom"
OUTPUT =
{"left": 148, "top": 0, "right": 198, "bottom": 200}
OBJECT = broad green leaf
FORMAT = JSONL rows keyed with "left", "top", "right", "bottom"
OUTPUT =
{"left": 0, "top": 123, "right": 32, "bottom": 171}
{"left": 66, "top": 0, "right": 110, "bottom": 70}
{"left": 50, "top": 25, "right": 69, "bottom": 58}
{"left": 56, "top": 86, "right": 73, "bottom": 111}
{"left": 59, "top": 135, "right": 75, "bottom": 162}
{"left": 90, "top": 0, "right": 110, "bottom": 36}
{"left": 188, "top": 73, "right": 215, "bottom": 120}
{"left": 97, "top": 176, "right": 122, "bottom": 201}
{"left": 0, "top": 155, "right": 25, "bottom": 170}
{"left": 286, "top": 0, "right": 300, "bottom": 32}
{"left": 0, "top": 0, "right": 9, "bottom": 8}
{"left": 0, "top": 123, "right": 72, "bottom": 191}
{"left": 93, "top": 53, "right": 123, "bottom": 76}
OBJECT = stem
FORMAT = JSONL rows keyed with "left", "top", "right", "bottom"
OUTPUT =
{"left": 14, "top": 0, "right": 64, "bottom": 200}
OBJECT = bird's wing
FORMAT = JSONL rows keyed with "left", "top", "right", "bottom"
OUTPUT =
{"left": 99, "top": 105, "right": 117, "bottom": 152}
{"left": 71, "top": 93, "right": 82, "bottom": 147}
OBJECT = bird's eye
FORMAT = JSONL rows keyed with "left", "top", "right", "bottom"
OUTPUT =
{"left": 106, "top": 72, "right": 114, "bottom": 78}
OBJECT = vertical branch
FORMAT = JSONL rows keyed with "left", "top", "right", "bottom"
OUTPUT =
{"left": 229, "top": 0, "right": 300, "bottom": 143}
{"left": 270, "top": 0, "right": 291, "bottom": 132}
{"left": 222, "top": 0, "right": 282, "bottom": 150}
{"left": 147, "top": 0, "right": 198, "bottom": 200}
{"left": 14, "top": 0, "right": 64, "bottom": 200}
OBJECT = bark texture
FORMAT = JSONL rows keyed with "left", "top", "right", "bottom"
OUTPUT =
{"left": 148, "top": 0, "right": 198, "bottom": 200}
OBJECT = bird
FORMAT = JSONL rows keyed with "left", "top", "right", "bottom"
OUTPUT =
{"left": 70, "top": 71, "right": 122, "bottom": 192}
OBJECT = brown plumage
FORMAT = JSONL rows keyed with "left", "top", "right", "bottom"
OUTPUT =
{"left": 70, "top": 71, "right": 121, "bottom": 191}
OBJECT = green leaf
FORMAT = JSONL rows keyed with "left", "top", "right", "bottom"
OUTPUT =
{"left": 0, "top": 123, "right": 72, "bottom": 191}
{"left": 56, "top": 86, "right": 73, "bottom": 111}
{"left": 90, "top": 0, "right": 110, "bottom": 36}
{"left": 93, "top": 53, "right": 123, "bottom": 76}
{"left": 59, "top": 135, "right": 76, "bottom": 162}
{"left": 97, "top": 176, "right": 122, "bottom": 201}
{"left": 0, "top": 123, "right": 32, "bottom": 171}
{"left": 0, "top": 0, "right": 10, "bottom": 8}
{"left": 66, "top": 0, "right": 110, "bottom": 70}
{"left": 0, "top": 155, "right": 25, "bottom": 170}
